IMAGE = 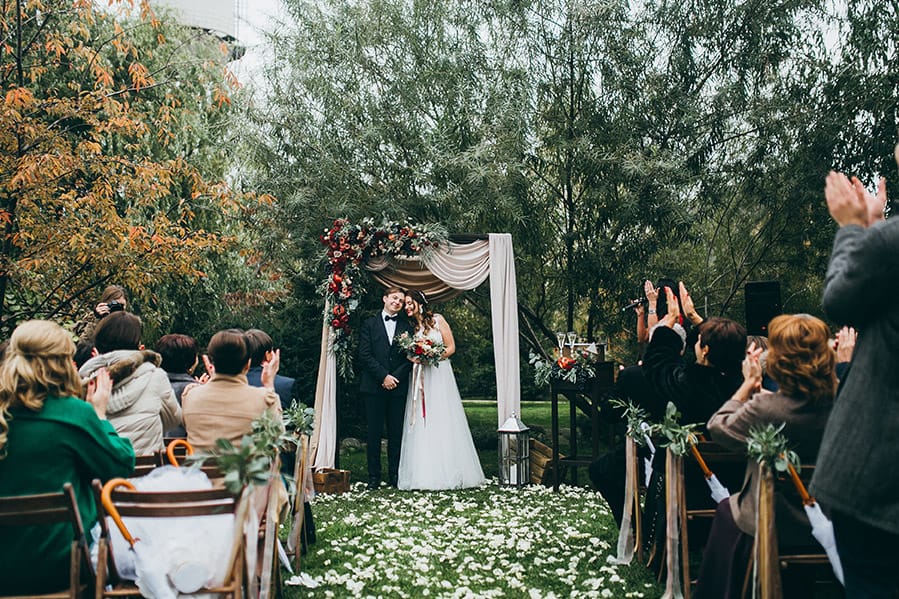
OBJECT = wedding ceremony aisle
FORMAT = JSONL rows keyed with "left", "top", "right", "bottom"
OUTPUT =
{"left": 285, "top": 482, "right": 663, "bottom": 598}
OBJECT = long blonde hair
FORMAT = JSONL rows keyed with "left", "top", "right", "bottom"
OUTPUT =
{"left": 0, "top": 320, "right": 82, "bottom": 456}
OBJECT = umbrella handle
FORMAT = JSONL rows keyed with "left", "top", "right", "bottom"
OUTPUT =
{"left": 101, "top": 478, "right": 137, "bottom": 546}
{"left": 785, "top": 459, "right": 814, "bottom": 506}
{"left": 166, "top": 438, "right": 194, "bottom": 466}
{"left": 689, "top": 442, "right": 713, "bottom": 479}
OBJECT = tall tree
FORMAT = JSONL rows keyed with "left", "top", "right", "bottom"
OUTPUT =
{"left": 0, "top": 0, "right": 263, "bottom": 337}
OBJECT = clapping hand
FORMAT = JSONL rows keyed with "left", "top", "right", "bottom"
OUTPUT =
{"left": 679, "top": 281, "right": 703, "bottom": 325}
{"left": 86, "top": 367, "right": 112, "bottom": 419}
{"left": 658, "top": 286, "right": 681, "bottom": 328}
{"left": 826, "top": 171, "right": 887, "bottom": 228}
{"left": 742, "top": 342, "right": 764, "bottom": 392}
{"left": 261, "top": 348, "right": 281, "bottom": 389}
{"left": 835, "top": 326, "right": 857, "bottom": 363}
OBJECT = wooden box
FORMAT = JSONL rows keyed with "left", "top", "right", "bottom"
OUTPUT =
{"left": 312, "top": 468, "right": 350, "bottom": 494}
{"left": 530, "top": 439, "right": 563, "bottom": 485}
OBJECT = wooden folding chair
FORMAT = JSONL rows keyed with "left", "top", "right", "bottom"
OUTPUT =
{"left": 747, "top": 463, "right": 835, "bottom": 598}
{"left": 287, "top": 434, "right": 311, "bottom": 572}
{"left": 679, "top": 439, "right": 745, "bottom": 591}
{"left": 131, "top": 453, "right": 162, "bottom": 478}
{"left": 96, "top": 479, "right": 249, "bottom": 599}
{"left": 0, "top": 483, "right": 91, "bottom": 599}
{"left": 164, "top": 439, "right": 224, "bottom": 480}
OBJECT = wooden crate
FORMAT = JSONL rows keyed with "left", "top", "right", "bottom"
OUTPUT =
{"left": 313, "top": 468, "right": 350, "bottom": 494}
{"left": 530, "top": 439, "right": 563, "bottom": 485}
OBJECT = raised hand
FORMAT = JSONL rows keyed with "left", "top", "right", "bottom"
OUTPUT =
{"left": 835, "top": 326, "right": 857, "bottom": 363}
{"left": 86, "top": 367, "right": 112, "bottom": 419}
{"left": 202, "top": 354, "right": 215, "bottom": 379}
{"left": 826, "top": 171, "right": 869, "bottom": 227}
{"left": 742, "top": 342, "right": 764, "bottom": 391}
{"left": 679, "top": 281, "right": 702, "bottom": 325}
{"left": 659, "top": 286, "right": 681, "bottom": 328}
{"left": 644, "top": 280, "right": 659, "bottom": 304}
{"left": 261, "top": 348, "right": 280, "bottom": 389}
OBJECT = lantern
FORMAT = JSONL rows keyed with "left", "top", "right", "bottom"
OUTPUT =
{"left": 498, "top": 413, "right": 530, "bottom": 487}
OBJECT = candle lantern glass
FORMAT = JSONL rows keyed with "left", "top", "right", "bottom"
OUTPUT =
{"left": 498, "top": 414, "right": 530, "bottom": 487}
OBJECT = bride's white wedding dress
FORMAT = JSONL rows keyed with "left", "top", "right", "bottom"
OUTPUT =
{"left": 397, "top": 315, "right": 485, "bottom": 490}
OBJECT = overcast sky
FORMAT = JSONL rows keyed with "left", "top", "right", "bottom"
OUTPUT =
{"left": 231, "top": 0, "right": 286, "bottom": 86}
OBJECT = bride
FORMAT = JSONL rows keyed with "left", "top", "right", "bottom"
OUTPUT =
{"left": 397, "top": 290, "right": 485, "bottom": 490}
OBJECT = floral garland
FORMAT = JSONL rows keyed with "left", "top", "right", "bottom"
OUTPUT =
{"left": 320, "top": 217, "right": 447, "bottom": 377}
{"left": 529, "top": 349, "right": 597, "bottom": 387}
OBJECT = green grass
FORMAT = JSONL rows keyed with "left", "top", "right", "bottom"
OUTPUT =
{"left": 280, "top": 401, "right": 663, "bottom": 597}
{"left": 284, "top": 483, "right": 663, "bottom": 598}
{"left": 338, "top": 400, "right": 598, "bottom": 484}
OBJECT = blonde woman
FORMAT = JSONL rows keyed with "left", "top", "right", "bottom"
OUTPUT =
{"left": 0, "top": 320, "right": 135, "bottom": 595}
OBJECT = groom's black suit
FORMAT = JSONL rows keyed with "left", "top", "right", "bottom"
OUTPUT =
{"left": 358, "top": 312, "right": 413, "bottom": 487}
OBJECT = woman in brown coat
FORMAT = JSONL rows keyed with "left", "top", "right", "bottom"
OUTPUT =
{"left": 694, "top": 314, "right": 836, "bottom": 598}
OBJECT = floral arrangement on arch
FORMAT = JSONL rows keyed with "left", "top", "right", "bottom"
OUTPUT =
{"left": 320, "top": 217, "right": 447, "bottom": 377}
{"left": 529, "top": 349, "right": 598, "bottom": 387}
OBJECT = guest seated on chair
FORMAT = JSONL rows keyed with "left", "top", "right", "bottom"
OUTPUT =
{"left": 244, "top": 328, "right": 295, "bottom": 411}
{"left": 79, "top": 312, "right": 181, "bottom": 455}
{"left": 694, "top": 314, "right": 836, "bottom": 598}
{"left": 182, "top": 329, "right": 283, "bottom": 451}
{"left": 0, "top": 320, "right": 134, "bottom": 595}
{"left": 155, "top": 333, "right": 202, "bottom": 438}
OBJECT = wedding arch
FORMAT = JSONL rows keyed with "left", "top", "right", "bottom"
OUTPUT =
{"left": 310, "top": 219, "right": 521, "bottom": 470}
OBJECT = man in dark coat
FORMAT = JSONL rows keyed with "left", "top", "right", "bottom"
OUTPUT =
{"left": 812, "top": 166, "right": 899, "bottom": 596}
{"left": 358, "top": 287, "right": 413, "bottom": 489}
{"left": 245, "top": 328, "right": 296, "bottom": 411}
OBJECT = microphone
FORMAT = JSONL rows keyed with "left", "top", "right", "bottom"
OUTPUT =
{"left": 621, "top": 298, "right": 647, "bottom": 313}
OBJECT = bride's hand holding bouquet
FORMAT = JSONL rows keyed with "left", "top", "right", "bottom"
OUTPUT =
{"left": 396, "top": 332, "right": 446, "bottom": 367}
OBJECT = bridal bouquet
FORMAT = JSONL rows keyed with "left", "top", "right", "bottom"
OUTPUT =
{"left": 395, "top": 332, "right": 446, "bottom": 367}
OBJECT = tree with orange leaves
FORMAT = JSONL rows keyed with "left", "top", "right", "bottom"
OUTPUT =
{"left": 0, "top": 0, "right": 267, "bottom": 336}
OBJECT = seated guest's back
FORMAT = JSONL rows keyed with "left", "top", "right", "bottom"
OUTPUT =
{"left": 643, "top": 316, "right": 747, "bottom": 428}
{"left": 182, "top": 329, "right": 282, "bottom": 451}
{"left": 79, "top": 312, "right": 181, "bottom": 454}
{"left": 155, "top": 333, "right": 200, "bottom": 437}
{"left": 244, "top": 328, "right": 295, "bottom": 411}
{"left": 0, "top": 320, "right": 134, "bottom": 595}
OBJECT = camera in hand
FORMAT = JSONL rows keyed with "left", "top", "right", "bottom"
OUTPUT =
{"left": 107, "top": 300, "right": 124, "bottom": 313}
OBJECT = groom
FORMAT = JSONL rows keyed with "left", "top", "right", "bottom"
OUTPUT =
{"left": 358, "top": 287, "right": 413, "bottom": 489}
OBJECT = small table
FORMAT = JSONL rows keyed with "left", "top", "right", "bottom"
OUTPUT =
{"left": 550, "top": 362, "right": 616, "bottom": 491}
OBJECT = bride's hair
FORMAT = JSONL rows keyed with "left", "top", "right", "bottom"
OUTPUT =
{"left": 407, "top": 290, "right": 436, "bottom": 332}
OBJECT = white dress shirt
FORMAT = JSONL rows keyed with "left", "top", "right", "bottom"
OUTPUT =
{"left": 382, "top": 310, "right": 398, "bottom": 344}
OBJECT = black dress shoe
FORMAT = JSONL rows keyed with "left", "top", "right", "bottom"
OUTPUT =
{"left": 388, "top": 477, "right": 398, "bottom": 488}
{"left": 367, "top": 479, "right": 380, "bottom": 490}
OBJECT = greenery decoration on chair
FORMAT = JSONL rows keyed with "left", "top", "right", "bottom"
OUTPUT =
{"left": 651, "top": 401, "right": 701, "bottom": 456}
{"left": 187, "top": 411, "right": 293, "bottom": 494}
{"left": 745, "top": 422, "right": 800, "bottom": 473}
{"left": 319, "top": 218, "right": 447, "bottom": 377}
{"left": 609, "top": 398, "right": 651, "bottom": 446}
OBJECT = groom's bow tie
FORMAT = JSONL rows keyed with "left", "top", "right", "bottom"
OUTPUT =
{"left": 384, "top": 314, "right": 398, "bottom": 322}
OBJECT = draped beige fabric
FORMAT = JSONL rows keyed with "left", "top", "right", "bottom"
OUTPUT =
{"left": 310, "top": 233, "right": 521, "bottom": 469}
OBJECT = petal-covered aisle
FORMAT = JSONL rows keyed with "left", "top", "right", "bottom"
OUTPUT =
{"left": 286, "top": 482, "right": 663, "bottom": 598}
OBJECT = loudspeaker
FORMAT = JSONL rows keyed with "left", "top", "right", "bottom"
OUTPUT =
{"left": 745, "top": 281, "right": 782, "bottom": 336}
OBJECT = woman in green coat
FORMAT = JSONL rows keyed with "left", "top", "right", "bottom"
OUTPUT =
{"left": 0, "top": 320, "right": 135, "bottom": 595}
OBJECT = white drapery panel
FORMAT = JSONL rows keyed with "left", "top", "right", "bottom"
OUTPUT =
{"left": 310, "top": 307, "right": 337, "bottom": 470}
{"left": 488, "top": 234, "right": 521, "bottom": 425}
{"left": 310, "top": 233, "right": 521, "bottom": 468}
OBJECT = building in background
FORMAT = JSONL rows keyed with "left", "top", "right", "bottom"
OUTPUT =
{"left": 151, "top": 0, "right": 246, "bottom": 57}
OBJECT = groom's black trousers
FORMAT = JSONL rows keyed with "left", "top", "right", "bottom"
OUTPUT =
{"left": 362, "top": 391, "right": 405, "bottom": 484}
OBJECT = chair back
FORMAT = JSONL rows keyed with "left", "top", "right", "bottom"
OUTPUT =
{"left": 0, "top": 483, "right": 89, "bottom": 599}
{"left": 96, "top": 480, "right": 249, "bottom": 598}
{"left": 131, "top": 453, "right": 162, "bottom": 477}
